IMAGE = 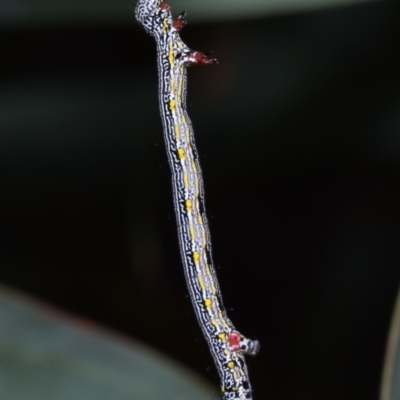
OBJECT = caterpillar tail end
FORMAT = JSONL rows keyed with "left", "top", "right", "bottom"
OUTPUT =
{"left": 245, "top": 338, "right": 260, "bottom": 356}
{"left": 228, "top": 330, "right": 260, "bottom": 356}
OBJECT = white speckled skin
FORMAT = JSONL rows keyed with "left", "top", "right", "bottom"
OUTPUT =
{"left": 134, "top": 1, "right": 259, "bottom": 399}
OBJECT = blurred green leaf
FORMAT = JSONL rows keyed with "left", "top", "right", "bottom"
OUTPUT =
{"left": 0, "top": 0, "right": 380, "bottom": 27}
{"left": 381, "top": 287, "right": 400, "bottom": 400}
{"left": 0, "top": 285, "right": 213, "bottom": 400}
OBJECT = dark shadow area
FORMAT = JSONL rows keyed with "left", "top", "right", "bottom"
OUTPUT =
{"left": 1, "top": 1, "right": 400, "bottom": 399}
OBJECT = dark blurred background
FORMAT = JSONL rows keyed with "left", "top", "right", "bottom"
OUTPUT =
{"left": 1, "top": 0, "right": 400, "bottom": 399}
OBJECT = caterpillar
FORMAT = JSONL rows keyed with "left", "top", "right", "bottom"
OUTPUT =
{"left": 135, "top": 1, "right": 260, "bottom": 399}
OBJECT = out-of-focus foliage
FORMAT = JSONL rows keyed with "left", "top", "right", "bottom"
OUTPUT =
{"left": 381, "top": 288, "right": 400, "bottom": 400}
{"left": 0, "top": 0, "right": 380, "bottom": 27}
{"left": 0, "top": 286, "right": 213, "bottom": 400}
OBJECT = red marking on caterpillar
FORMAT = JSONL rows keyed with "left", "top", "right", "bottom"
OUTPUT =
{"left": 187, "top": 51, "right": 218, "bottom": 66}
{"left": 160, "top": 1, "right": 169, "bottom": 10}
{"left": 173, "top": 11, "right": 187, "bottom": 32}
{"left": 228, "top": 331, "right": 242, "bottom": 351}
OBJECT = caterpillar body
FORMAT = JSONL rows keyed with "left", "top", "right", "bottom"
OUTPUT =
{"left": 135, "top": 2, "right": 260, "bottom": 399}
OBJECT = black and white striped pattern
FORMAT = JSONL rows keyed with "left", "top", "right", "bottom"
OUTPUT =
{"left": 135, "top": 1, "right": 259, "bottom": 399}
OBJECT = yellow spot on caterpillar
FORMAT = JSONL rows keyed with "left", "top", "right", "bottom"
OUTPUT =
{"left": 221, "top": 386, "right": 225, "bottom": 393}
{"left": 189, "top": 225, "right": 195, "bottom": 239}
{"left": 177, "top": 148, "right": 185, "bottom": 159}
{"left": 198, "top": 276, "right": 205, "bottom": 290}
{"left": 204, "top": 298, "right": 212, "bottom": 308}
{"left": 162, "top": 18, "right": 168, "bottom": 34}
{"left": 218, "top": 333, "right": 226, "bottom": 340}
{"left": 168, "top": 40, "right": 174, "bottom": 65}
{"left": 228, "top": 362, "right": 235, "bottom": 369}
{"left": 183, "top": 172, "right": 188, "bottom": 188}
{"left": 169, "top": 99, "right": 176, "bottom": 111}
{"left": 211, "top": 319, "right": 218, "bottom": 328}
{"left": 185, "top": 200, "right": 192, "bottom": 210}
{"left": 193, "top": 251, "right": 200, "bottom": 262}
{"left": 224, "top": 349, "right": 230, "bottom": 355}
